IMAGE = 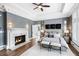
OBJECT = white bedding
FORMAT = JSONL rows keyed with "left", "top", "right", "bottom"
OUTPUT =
{"left": 60, "top": 37, "right": 68, "bottom": 48}
{"left": 43, "top": 37, "right": 60, "bottom": 44}
{"left": 42, "top": 37, "right": 68, "bottom": 51}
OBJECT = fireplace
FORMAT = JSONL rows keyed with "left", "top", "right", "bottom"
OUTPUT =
{"left": 15, "top": 35, "right": 25, "bottom": 45}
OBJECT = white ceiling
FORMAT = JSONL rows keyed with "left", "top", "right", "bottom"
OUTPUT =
{"left": 1, "top": 3, "right": 79, "bottom": 21}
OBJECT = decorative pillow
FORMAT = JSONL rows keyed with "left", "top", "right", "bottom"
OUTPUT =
{"left": 51, "top": 35, "right": 54, "bottom": 38}
{"left": 48, "top": 35, "right": 54, "bottom": 38}
{"left": 54, "top": 33, "right": 60, "bottom": 38}
{"left": 48, "top": 35, "right": 50, "bottom": 37}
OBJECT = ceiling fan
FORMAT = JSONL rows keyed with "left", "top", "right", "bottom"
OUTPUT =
{"left": 32, "top": 3, "right": 50, "bottom": 12}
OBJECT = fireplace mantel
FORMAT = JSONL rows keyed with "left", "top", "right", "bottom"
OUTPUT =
{"left": 7, "top": 28, "right": 29, "bottom": 50}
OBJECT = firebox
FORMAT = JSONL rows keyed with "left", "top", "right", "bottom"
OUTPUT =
{"left": 15, "top": 35, "right": 25, "bottom": 45}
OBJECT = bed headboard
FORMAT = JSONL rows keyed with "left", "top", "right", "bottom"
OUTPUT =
{"left": 45, "top": 30, "right": 63, "bottom": 36}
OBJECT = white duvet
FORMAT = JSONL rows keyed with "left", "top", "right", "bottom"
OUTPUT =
{"left": 43, "top": 37, "right": 60, "bottom": 44}
{"left": 42, "top": 37, "right": 68, "bottom": 50}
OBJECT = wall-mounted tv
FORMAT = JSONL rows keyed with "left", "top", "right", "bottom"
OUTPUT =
{"left": 45, "top": 24, "right": 61, "bottom": 29}
{"left": 45, "top": 24, "right": 50, "bottom": 29}
{"left": 50, "top": 24, "right": 56, "bottom": 29}
{"left": 56, "top": 24, "right": 61, "bottom": 29}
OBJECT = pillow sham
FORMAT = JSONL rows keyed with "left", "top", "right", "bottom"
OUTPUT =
{"left": 54, "top": 33, "right": 60, "bottom": 38}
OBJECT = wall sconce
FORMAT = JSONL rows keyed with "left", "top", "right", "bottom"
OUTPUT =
{"left": 66, "top": 30, "right": 69, "bottom": 33}
{"left": 8, "top": 22, "right": 13, "bottom": 29}
{"left": 64, "top": 30, "right": 69, "bottom": 36}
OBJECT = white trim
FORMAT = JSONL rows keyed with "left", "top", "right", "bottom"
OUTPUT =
{"left": 10, "top": 41, "right": 30, "bottom": 50}
{"left": 7, "top": 28, "right": 29, "bottom": 50}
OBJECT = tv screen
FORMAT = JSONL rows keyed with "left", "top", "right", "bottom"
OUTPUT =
{"left": 56, "top": 24, "right": 61, "bottom": 29}
{"left": 45, "top": 24, "right": 50, "bottom": 29}
{"left": 50, "top": 24, "right": 56, "bottom": 29}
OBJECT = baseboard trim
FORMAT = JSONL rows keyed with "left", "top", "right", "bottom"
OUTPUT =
{"left": 0, "top": 45, "right": 6, "bottom": 50}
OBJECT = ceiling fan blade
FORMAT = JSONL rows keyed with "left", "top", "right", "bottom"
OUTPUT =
{"left": 42, "top": 5, "right": 50, "bottom": 7}
{"left": 32, "top": 3, "right": 38, "bottom": 6}
{"left": 33, "top": 7, "right": 38, "bottom": 10}
{"left": 40, "top": 8, "right": 43, "bottom": 11}
{"left": 39, "top": 3, "right": 43, "bottom": 6}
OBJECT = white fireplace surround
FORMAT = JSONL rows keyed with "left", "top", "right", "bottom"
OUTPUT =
{"left": 7, "top": 28, "right": 29, "bottom": 50}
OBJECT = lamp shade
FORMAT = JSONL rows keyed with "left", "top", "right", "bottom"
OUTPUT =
{"left": 65, "top": 30, "right": 69, "bottom": 33}
{"left": 40, "top": 29, "right": 44, "bottom": 33}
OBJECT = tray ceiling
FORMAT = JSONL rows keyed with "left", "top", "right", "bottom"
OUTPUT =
{"left": 1, "top": 3, "right": 79, "bottom": 21}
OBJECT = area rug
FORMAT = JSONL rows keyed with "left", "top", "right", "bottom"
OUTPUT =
{"left": 21, "top": 44, "right": 75, "bottom": 56}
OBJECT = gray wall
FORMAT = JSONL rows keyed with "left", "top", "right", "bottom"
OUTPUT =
{"left": 33, "top": 18, "right": 67, "bottom": 29}
{"left": 0, "top": 12, "right": 4, "bottom": 46}
{"left": 7, "top": 12, "right": 33, "bottom": 38}
{"left": 0, "top": 11, "right": 7, "bottom": 46}
{"left": 44, "top": 18, "right": 66, "bottom": 30}
{"left": 33, "top": 18, "right": 67, "bottom": 36}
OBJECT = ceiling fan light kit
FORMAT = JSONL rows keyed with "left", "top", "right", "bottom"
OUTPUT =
{"left": 38, "top": 6, "right": 42, "bottom": 8}
{"left": 32, "top": 3, "right": 50, "bottom": 12}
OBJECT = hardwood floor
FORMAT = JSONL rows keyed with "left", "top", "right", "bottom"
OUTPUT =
{"left": 68, "top": 44, "right": 79, "bottom": 56}
{"left": 0, "top": 39, "right": 79, "bottom": 56}
{"left": 0, "top": 39, "right": 35, "bottom": 56}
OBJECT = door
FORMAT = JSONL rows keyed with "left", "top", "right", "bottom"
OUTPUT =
{"left": 32, "top": 24, "right": 40, "bottom": 42}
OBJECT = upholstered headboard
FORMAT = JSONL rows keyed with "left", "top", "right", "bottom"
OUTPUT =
{"left": 45, "top": 29, "right": 63, "bottom": 36}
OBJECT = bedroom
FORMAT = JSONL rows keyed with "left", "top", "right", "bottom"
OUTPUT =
{"left": 0, "top": 3, "right": 79, "bottom": 56}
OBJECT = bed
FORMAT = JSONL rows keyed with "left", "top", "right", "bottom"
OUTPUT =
{"left": 38, "top": 32, "right": 68, "bottom": 52}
